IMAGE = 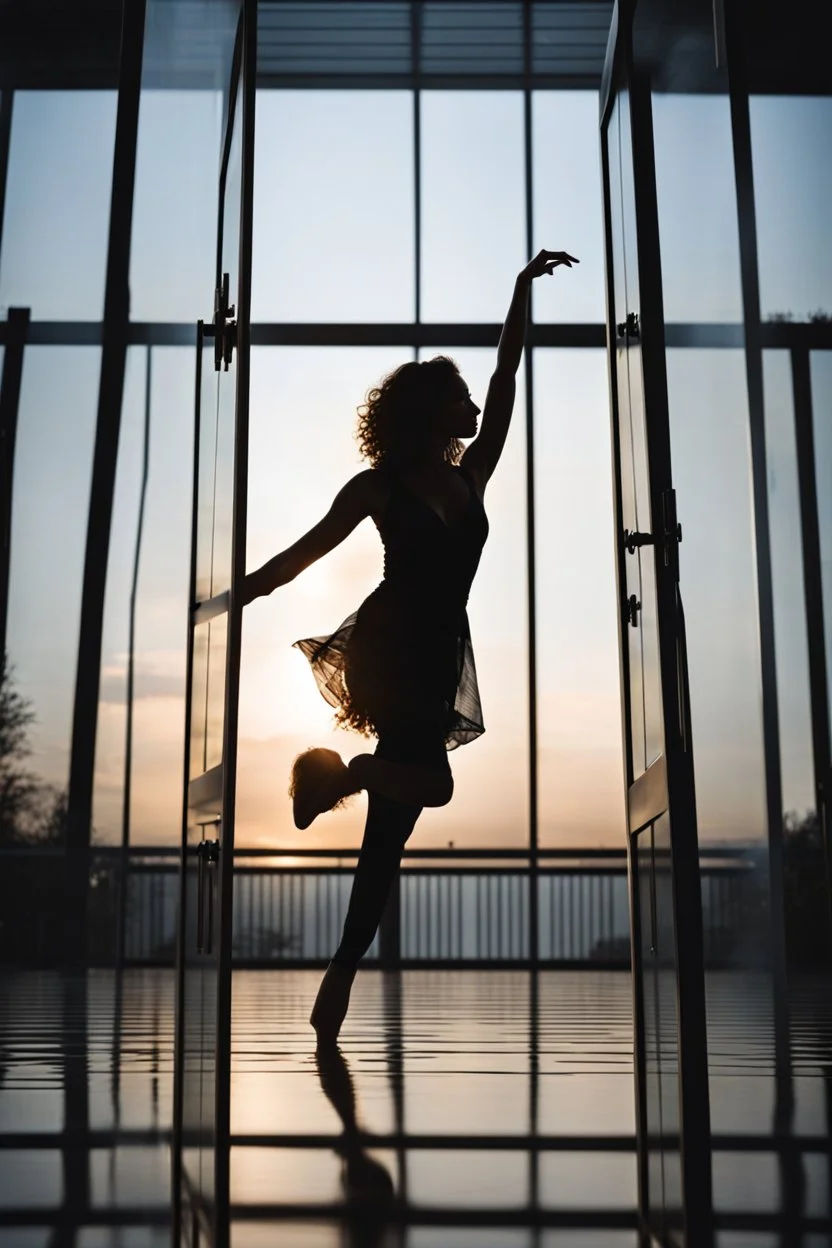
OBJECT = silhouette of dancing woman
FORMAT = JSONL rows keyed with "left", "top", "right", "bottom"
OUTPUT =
{"left": 244, "top": 250, "right": 577, "bottom": 1044}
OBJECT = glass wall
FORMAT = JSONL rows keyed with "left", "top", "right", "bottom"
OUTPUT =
{"left": 0, "top": 9, "right": 629, "bottom": 975}
{"left": 2, "top": 1, "right": 827, "bottom": 972}
{"left": 237, "top": 78, "right": 624, "bottom": 861}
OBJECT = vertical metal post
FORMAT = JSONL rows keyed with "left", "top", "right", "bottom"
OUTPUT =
{"left": 522, "top": 0, "right": 539, "bottom": 973}
{"left": 213, "top": 5, "right": 257, "bottom": 1242}
{"left": 377, "top": 0, "right": 424, "bottom": 968}
{"left": 65, "top": 0, "right": 147, "bottom": 969}
{"left": 0, "top": 90, "right": 13, "bottom": 267}
{"left": 0, "top": 306, "right": 29, "bottom": 663}
{"left": 724, "top": 0, "right": 792, "bottom": 1087}
{"left": 412, "top": 0, "right": 422, "bottom": 327}
{"left": 172, "top": 322, "right": 207, "bottom": 1247}
{"left": 523, "top": 4, "right": 541, "bottom": 1228}
{"left": 791, "top": 347, "right": 832, "bottom": 939}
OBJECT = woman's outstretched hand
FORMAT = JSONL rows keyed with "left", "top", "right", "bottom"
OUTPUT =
{"left": 519, "top": 249, "right": 579, "bottom": 281}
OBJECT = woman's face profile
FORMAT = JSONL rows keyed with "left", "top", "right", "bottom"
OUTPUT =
{"left": 437, "top": 377, "right": 480, "bottom": 440}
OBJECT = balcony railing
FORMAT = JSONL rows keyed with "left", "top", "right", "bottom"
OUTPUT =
{"left": 0, "top": 843, "right": 762, "bottom": 969}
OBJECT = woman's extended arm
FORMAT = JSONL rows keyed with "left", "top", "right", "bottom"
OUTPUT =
{"left": 461, "top": 249, "right": 577, "bottom": 492}
{"left": 242, "top": 469, "right": 381, "bottom": 604}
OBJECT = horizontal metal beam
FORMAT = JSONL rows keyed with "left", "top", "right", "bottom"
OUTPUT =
{"left": 0, "top": 842, "right": 758, "bottom": 861}
{"left": 6, "top": 319, "right": 832, "bottom": 350}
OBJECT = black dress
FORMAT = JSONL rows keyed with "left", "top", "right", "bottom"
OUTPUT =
{"left": 294, "top": 463, "right": 489, "bottom": 767}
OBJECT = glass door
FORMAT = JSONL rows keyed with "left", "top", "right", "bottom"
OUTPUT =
{"left": 172, "top": 2, "right": 256, "bottom": 1245}
{"left": 600, "top": 6, "right": 712, "bottom": 1245}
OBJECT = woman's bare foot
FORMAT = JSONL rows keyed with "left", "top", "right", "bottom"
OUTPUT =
{"left": 310, "top": 961, "right": 356, "bottom": 1046}
{"left": 289, "top": 748, "right": 357, "bottom": 830}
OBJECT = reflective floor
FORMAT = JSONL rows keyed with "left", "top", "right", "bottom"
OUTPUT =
{"left": 0, "top": 968, "right": 829, "bottom": 1246}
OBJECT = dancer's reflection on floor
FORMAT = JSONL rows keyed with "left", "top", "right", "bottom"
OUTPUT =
{"left": 315, "top": 1043, "right": 402, "bottom": 1244}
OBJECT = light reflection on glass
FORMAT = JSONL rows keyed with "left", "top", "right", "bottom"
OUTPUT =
{"left": 534, "top": 349, "right": 624, "bottom": 849}
{"left": 652, "top": 94, "right": 743, "bottom": 324}
{"left": 665, "top": 349, "right": 767, "bottom": 847}
{"left": 762, "top": 351, "right": 816, "bottom": 817}
{"left": 751, "top": 97, "right": 832, "bottom": 322}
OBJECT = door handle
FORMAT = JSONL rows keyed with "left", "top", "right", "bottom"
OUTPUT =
{"left": 196, "top": 841, "right": 205, "bottom": 953}
{"left": 204, "top": 839, "right": 220, "bottom": 955}
{"left": 194, "top": 822, "right": 220, "bottom": 955}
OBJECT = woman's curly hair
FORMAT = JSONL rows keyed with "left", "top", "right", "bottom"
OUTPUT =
{"left": 356, "top": 356, "right": 464, "bottom": 468}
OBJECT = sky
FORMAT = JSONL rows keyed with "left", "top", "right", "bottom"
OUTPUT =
{"left": 0, "top": 84, "right": 829, "bottom": 856}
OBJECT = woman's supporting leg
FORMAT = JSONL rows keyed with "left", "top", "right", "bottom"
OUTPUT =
{"left": 310, "top": 791, "right": 421, "bottom": 1044}
{"left": 334, "top": 791, "right": 422, "bottom": 966}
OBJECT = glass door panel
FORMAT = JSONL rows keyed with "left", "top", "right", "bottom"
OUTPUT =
{"left": 601, "top": 14, "right": 711, "bottom": 1246}
{"left": 173, "top": 3, "right": 254, "bottom": 1247}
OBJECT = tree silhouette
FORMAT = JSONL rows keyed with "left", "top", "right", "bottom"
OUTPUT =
{"left": 0, "top": 653, "right": 66, "bottom": 846}
{"left": 782, "top": 808, "right": 832, "bottom": 966}
{"left": 0, "top": 654, "right": 69, "bottom": 963}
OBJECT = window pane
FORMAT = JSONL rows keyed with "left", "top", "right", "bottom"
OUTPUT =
{"left": 421, "top": 92, "right": 525, "bottom": 322}
{"left": 93, "top": 349, "right": 148, "bottom": 846}
{"left": 252, "top": 92, "right": 415, "bottom": 322}
{"left": 93, "top": 348, "right": 194, "bottom": 847}
{"left": 238, "top": 347, "right": 401, "bottom": 850}
{"left": 130, "top": 349, "right": 194, "bottom": 844}
{"left": 666, "top": 350, "right": 767, "bottom": 848}
{"left": 534, "top": 350, "right": 624, "bottom": 848}
{"left": 129, "top": 90, "right": 222, "bottom": 322}
{"left": 652, "top": 94, "right": 743, "bottom": 323}
{"left": 751, "top": 97, "right": 832, "bottom": 322}
{"left": 532, "top": 92, "right": 606, "bottom": 323}
{"left": 416, "top": 348, "right": 529, "bottom": 850}
{"left": 763, "top": 351, "right": 816, "bottom": 817}
{"left": 5, "top": 348, "right": 100, "bottom": 799}
{"left": 239, "top": 346, "right": 528, "bottom": 851}
{"left": 0, "top": 93, "right": 117, "bottom": 320}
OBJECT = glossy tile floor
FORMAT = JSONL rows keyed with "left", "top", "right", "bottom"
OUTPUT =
{"left": 0, "top": 968, "right": 830, "bottom": 1247}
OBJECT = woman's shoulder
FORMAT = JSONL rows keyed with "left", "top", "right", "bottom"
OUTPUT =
{"left": 344, "top": 466, "right": 394, "bottom": 516}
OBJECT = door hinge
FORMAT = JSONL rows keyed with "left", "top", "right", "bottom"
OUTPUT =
{"left": 627, "top": 594, "right": 641, "bottom": 628}
{"left": 661, "top": 488, "right": 683, "bottom": 574}
{"left": 616, "top": 310, "right": 640, "bottom": 343}
{"left": 214, "top": 272, "right": 236, "bottom": 372}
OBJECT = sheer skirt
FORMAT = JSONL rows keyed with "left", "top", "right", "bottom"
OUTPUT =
{"left": 293, "top": 584, "right": 485, "bottom": 752}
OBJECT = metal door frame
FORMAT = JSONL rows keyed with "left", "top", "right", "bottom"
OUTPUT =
{"left": 172, "top": 1, "right": 256, "bottom": 1243}
{"left": 600, "top": 3, "right": 712, "bottom": 1242}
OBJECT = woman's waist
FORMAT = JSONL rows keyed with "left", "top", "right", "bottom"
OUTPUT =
{"left": 359, "top": 579, "right": 468, "bottom": 625}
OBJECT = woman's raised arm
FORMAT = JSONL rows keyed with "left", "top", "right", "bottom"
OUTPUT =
{"left": 242, "top": 469, "right": 383, "bottom": 604}
{"left": 462, "top": 249, "right": 578, "bottom": 493}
